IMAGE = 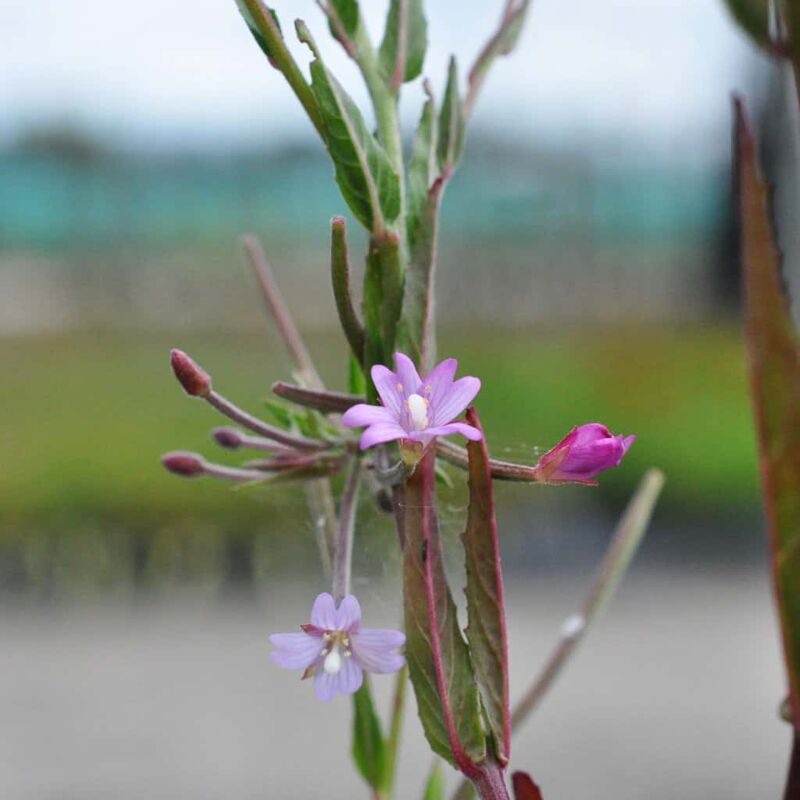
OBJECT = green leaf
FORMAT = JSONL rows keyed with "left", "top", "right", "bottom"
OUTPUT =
{"left": 351, "top": 680, "right": 387, "bottom": 790}
{"left": 379, "top": 0, "right": 428, "bottom": 85}
{"left": 235, "top": 1, "right": 282, "bottom": 64}
{"left": 363, "top": 233, "right": 404, "bottom": 389}
{"left": 724, "top": 0, "right": 771, "bottom": 49}
{"left": 422, "top": 762, "right": 446, "bottom": 800}
{"left": 262, "top": 398, "right": 293, "bottom": 429}
{"left": 399, "top": 87, "right": 441, "bottom": 367}
{"left": 438, "top": 56, "right": 465, "bottom": 174}
{"left": 462, "top": 408, "right": 510, "bottom": 765}
{"left": 407, "top": 87, "right": 439, "bottom": 250}
{"left": 309, "top": 59, "right": 401, "bottom": 231}
{"left": 347, "top": 352, "right": 367, "bottom": 396}
{"left": 402, "top": 451, "right": 486, "bottom": 768}
{"left": 329, "top": 0, "right": 360, "bottom": 37}
{"left": 330, "top": 216, "right": 365, "bottom": 363}
{"left": 736, "top": 98, "right": 800, "bottom": 722}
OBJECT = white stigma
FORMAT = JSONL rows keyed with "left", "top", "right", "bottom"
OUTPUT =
{"left": 323, "top": 644, "right": 342, "bottom": 675}
{"left": 407, "top": 393, "right": 429, "bottom": 430}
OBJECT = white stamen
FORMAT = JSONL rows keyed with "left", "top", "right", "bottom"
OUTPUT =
{"left": 323, "top": 644, "right": 342, "bottom": 674}
{"left": 407, "top": 393, "right": 429, "bottom": 430}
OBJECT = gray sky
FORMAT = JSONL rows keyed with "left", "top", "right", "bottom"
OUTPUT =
{"left": 0, "top": 0, "right": 770, "bottom": 156}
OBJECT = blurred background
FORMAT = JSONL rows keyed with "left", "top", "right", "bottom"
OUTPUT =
{"left": 0, "top": 1, "right": 796, "bottom": 798}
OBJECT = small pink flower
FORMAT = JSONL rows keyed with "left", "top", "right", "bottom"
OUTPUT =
{"left": 342, "top": 353, "right": 482, "bottom": 450}
{"left": 533, "top": 423, "right": 635, "bottom": 485}
{"left": 270, "top": 593, "right": 405, "bottom": 702}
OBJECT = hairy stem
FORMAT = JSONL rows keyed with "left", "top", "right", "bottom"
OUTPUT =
{"left": 333, "top": 457, "right": 362, "bottom": 600}
{"left": 383, "top": 664, "right": 408, "bottom": 798}
{"left": 511, "top": 469, "right": 664, "bottom": 728}
{"left": 241, "top": 234, "right": 324, "bottom": 390}
{"left": 205, "top": 390, "right": 327, "bottom": 451}
{"left": 239, "top": 0, "right": 325, "bottom": 139}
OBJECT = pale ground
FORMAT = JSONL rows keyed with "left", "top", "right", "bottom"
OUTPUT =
{"left": 0, "top": 568, "right": 789, "bottom": 800}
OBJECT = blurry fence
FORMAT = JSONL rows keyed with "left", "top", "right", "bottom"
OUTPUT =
{"left": 0, "top": 140, "right": 728, "bottom": 332}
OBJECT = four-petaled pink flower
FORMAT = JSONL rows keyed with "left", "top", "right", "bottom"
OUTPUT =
{"left": 342, "top": 353, "right": 482, "bottom": 450}
{"left": 270, "top": 593, "right": 406, "bottom": 702}
{"left": 533, "top": 423, "right": 635, "bottom": 485}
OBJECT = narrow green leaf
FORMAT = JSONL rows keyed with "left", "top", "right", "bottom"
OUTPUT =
{"left": 402, "top": 451, "right": 486, "bottom": 768}
{"left": 352, "top": 680, "right": 387, "bottom": 790}
{"left": 724, "top": 0, "right": 771, "bottom": 50}
{"left": 379, "top": 0, "right": 428, "bottom": 85}
{"left": 465, "top": 1, "right": 530, "bottom": 118}
{"left": 438, "top": 57, "right": 465, "bottom": 174}
{"left": 422, "top": 762, "right": 446, "bottom": 800}
{"left": 329, "top": 0, "right": 359, "bottom": 37}
{"left": 463, "top": 407, "right": 510, "bottom": 764}
{"left": 736, "top": 98, "right": 800, "bottom": 723}
{"left": 262, "top": 398, "right": 293, "bottom": 429}
{"left": 309, "top": 59, "right": 401, "bottom": 231}
{"left": 398, "top": 88, "right": 441, "bottom": 368}
{"left": 363, "top": 243, "right": 384, "bottom": 402}
{"left": 407, "top": 87, "right": 439, "bottom": 250}
{"left": 330, "top": 216, "right": 365, "bottom": 363}
{"left": 235, "top": 1, "right": 282, "bottom": 64}
{"left": 348, "top": 352, "right": 367, "bottom": 397}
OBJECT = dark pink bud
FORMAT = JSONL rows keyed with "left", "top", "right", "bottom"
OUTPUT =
{"left": 170, "top": 349, "right": 211, "bottom": 397}
{"left": 533, "top": 423, "right": 635, "bottom": 485}
{"left": 161, "top": 451, "right": 205, "bottom": 477}
{"left": 212, "top": 427, "right": 243, "bottom": 449}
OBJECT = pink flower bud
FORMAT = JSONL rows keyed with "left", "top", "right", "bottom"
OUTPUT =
{"left": 212, "top": 427, "right": 243, "bottom": 449}
{"left": 170, "top": 349, "right": 211, "bottom": 397}
{"left": 533, "top": 423, "right": 635, "bottom": 485}
{"left": 161, "top": 451, "right": 206, "bottom": 477}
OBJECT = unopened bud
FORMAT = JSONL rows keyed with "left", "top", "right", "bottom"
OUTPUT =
{"left": 161, "top": 451, "right": 205, "bottom": 477}
{"left": 170, "top": 349, "right": 211, "bottom": 397}
{"left": 212, "top": 427, "right": 243, "bottom": 449}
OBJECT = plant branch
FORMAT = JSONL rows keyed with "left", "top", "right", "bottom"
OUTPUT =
{"left": 238, "top": 0, "right": 326, "bottom": 139}
{"left": 205, "top": 390, "right": 328, "bottom": 451}
{"left": 382, "top": 664, "right": 408, "bottom": 798}
{"left": 330, "top": 216, "right": 366, "bottom": 362}
{"left": 333, "top": 456, "right": 362, "bottom": 600}
{"left": 464, "top": 0, "right": 530, "bottom": 120}
{"left": 510, "top": 468, "right": 664, "bottom": 729}
{"left": 241, "top": 234, "right": 324, "bottom": 390}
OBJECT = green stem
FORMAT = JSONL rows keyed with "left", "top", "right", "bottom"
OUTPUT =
{"left": 353, "top": 26, "right": 404, "bottom": 179}
{"left": 240, "top": 0, "right": 326, "bottom": 140}
{"left": 382, "top": 664, "right": 408, "bottom": 798}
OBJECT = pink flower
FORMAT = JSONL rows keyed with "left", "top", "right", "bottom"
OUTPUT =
{"left": 270, "top": 593, "right": 406, "bottom": 702}
{"left": 533, "top": 423, "right": 635, "bottom": 485}
{"left": 342, "top": 353, "right": 482, "bottom": 450}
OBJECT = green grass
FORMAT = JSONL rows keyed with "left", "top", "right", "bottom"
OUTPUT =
{"left": 0, "top": 323, "right": 758, "bottom": 536}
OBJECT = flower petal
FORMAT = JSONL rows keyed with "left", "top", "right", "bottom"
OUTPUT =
{"left": 371, "top": 365, "right": 404, "bottom": 417}
{"left": 621, "top": 434, "right": 636, "bottom": 454}
{"left": 564, "top": 439, "right": 624, "bottom": 475}
{"left": 572, "top": 423, "right": 612, "bottom": 447}
{"left": 310, "top": 592, "right": 338, "bottom": 630}
{"left": 336, "top": 595, "right": 362, "bottom": 631}
{"left": 431, "top": 376, "right": 481, "bottom": 426}
{"left": 342, "top": 403, "right": 396, "bottom": 429}
{"left": 422, "top": 358, "right": 457, "bottom": 410}
{"left": 359, "top": 423, "right": 408, "bottom": 450}
{"left": 314, "top": 669, "right": 338, "bottom": 702}
{"left": 269, "top": 632, "right": 324, "bottom": 670}
{"left": 337, "top": 656, "right": 364, "bottom": 694}
{"left": 394, "top": 353, "right": 422, "bottom": 396}
{"left": 351, "top": 628, "right": 406, "bottom": 674}
{"left": 425, "top": 422, "right": 482, "bottom": 441}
